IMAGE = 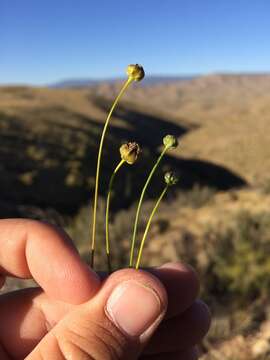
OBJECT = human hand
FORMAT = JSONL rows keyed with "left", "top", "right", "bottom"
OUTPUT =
{"left": 0, "top": 219, "right": 210, "bottom": 359}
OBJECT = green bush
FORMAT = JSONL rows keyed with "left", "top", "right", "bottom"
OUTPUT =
{"left": 205, "top": 211, "right": 270, "bottom": 303}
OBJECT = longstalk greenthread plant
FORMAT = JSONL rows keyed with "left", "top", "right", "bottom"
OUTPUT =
{"left": 89, "top": 63, "right": 180, "bottom": 270}
{"left": 129, "top": 134, "right": 178, "bottom": 267}
{"left": 91, "top": 64, "right": 144, "bottom": 268}
{"left": 105, "top": 142, "right": 140, "bottom": 272}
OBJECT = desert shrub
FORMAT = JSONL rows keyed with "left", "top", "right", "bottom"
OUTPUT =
{"left": 204, "top": 211, "right": 270, "bottom": 303}
{"left": 175, "top": 184, "right": 216, "bottom": 208}
{"left": 65, "top": 200, "right": 155, "bottom": 270}
{"left": 154, "top": 184, "right": 216, "bottom": 221}
{"left": 262, "top": 179, "right": 270, "bottom": 194}
{"left": 66, "top": 185, "right": 215, "bottom": 270}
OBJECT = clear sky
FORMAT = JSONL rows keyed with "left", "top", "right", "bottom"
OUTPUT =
{"left": 1, "top": 0, "right": 270, "bottom": 85}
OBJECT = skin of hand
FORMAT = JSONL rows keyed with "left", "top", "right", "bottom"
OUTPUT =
{"left": 0, "top": 219, "right": 211, "bottom": 360}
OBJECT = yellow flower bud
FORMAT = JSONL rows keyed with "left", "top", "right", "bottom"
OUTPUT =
{"left": 163, "top": 134, "right": 178, "bottom": 149}
{"left": 126, "top": 64, "right": 145, "bottom": 81}
{"left": 164, "top": 171, "right": 179, "bottom": 186}
{"left": 119, "top": 142, "right": 141, "bottom": 164}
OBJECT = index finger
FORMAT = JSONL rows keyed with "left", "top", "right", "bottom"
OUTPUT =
{"left": 0, "top": 219, "right": 100, "bottom": 304}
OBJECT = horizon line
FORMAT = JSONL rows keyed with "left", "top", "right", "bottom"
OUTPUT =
{"left": 1, "top": 70, "right": 270, "bottom": 87}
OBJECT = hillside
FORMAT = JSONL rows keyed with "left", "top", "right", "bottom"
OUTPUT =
{"left": 90, "top": 73, "right": 270, "bottom": 185}
{"left": 0, "top": 76, "right": 252, "bottom": 218}
{"left": 1, "top": 74, "right": 270, "bottom": 359}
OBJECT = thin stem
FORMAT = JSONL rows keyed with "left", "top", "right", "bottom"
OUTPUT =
{"left": 105, "top": 159, "right": 126, "bottom": 273}
{"left": 135, "top": 185, "right": 169, "bottom": 270}
{"left": 129, "top": 146, "right": 169, "bottom": 267}
{"left": 90, "top": 77, "right": 133, "bottom": 268}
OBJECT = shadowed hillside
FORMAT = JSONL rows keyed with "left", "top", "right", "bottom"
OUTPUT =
{"left": 0, "top": 87, "right": 246, "bottom": 218}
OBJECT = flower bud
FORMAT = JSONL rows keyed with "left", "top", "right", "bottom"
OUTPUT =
{"left": 119, "top": 142, "right": 141, "bottom": 165}
{"left": 126, "top": 64, "right": 145, "bottom": 81}
{"left": 163, "top": 135, "right": 178, "bottom": 149}
{"left": 164, "top": 171, "right": 179, "bottom": 186}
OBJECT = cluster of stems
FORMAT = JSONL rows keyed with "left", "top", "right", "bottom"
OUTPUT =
{"left": 90, "top": 64, "right": 178, "bottom": 272}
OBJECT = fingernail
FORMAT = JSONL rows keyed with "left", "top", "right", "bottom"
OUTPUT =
{"left": 106, "top": 280, "right": 162, "bottom": 337}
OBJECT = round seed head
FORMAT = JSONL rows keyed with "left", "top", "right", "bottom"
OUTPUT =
{"left": 126, "top": 64, "right": 145, "bottom": 81}
{"left": 163, "top": 135, "right": 178, "bottom": 149}
{"left": 164, "top": 171, "right": 179, "bottom": 186}
{"left": 119, "top": 142, "right": 141, "bottom": 164}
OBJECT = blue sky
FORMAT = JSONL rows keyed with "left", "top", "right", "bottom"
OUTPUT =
{"left": 1, "top": 0, "right": 270, "bottom": 85}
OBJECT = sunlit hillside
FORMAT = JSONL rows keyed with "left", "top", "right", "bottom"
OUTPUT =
{"left": 91, "top": 74, "right": 270, "bottom": 185}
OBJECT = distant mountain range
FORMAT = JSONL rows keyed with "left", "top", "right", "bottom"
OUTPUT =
{"left": 50, "top": 75, "right": 197, "bottom": 88}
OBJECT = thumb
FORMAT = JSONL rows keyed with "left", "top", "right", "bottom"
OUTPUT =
{"left": 27, "top": 268, "right": 168, "bottom": 360}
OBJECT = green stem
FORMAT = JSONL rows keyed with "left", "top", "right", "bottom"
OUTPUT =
{"left": 135, "top": 185, "right": 169, "bottom": 270}
{"left": 90, "top": 77, "right": 133, "bottom": 268}
{"left": 129, "top": 146, "right": 169, "bottom": 267}
{"left": 105, "top": 159, "right": 126, "bottom": 273}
